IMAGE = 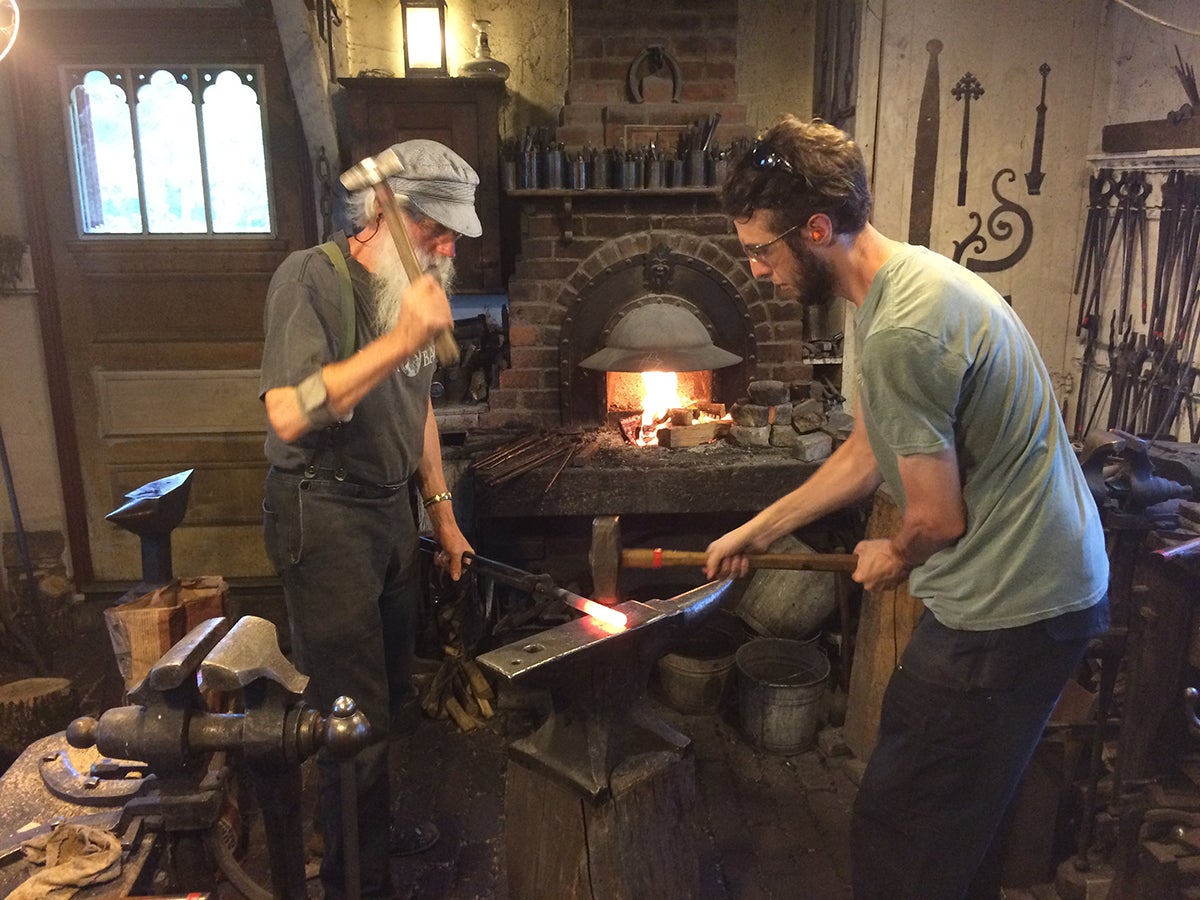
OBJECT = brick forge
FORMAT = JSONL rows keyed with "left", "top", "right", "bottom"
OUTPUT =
{"left": 478, "top": 0, "right": 815, "bottom": 430}
{"left": 480, "top": 192, "right": 814, "bottom": 430}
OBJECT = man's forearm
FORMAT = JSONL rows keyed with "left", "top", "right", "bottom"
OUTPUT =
{"left": 755, "top": 424, "right": 883, "bottom": 542}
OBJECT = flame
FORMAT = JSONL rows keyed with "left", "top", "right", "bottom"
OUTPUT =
{"left": 639, "top": 372, "right": 685, "bottom": 431}
{"left": 631, "top": 371, "right": 728, "bottom": 446}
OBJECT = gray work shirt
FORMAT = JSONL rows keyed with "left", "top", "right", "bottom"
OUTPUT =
{"left": 259, "top": 232, "right": 434, "bottom": 485}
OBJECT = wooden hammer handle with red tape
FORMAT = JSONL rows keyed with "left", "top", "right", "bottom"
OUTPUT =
{"left": 621, "top": 548, "right": 858, "bottom": 573}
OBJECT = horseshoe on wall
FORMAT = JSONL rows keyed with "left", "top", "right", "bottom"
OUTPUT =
{"left": 627, "top": 45, "right": 682, "bottom": 104}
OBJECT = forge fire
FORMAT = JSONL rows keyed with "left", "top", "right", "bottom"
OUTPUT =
{"left": 606, "top": 370, "right": 731, "bottom": 447}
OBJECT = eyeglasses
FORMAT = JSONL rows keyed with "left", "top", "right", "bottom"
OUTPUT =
{"left": 742, "top": 221, "right": 803, "bottom": 262}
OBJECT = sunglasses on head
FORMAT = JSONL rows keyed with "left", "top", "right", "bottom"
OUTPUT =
{"left": 749, "top": 139, "right": 810, "bottom": 188}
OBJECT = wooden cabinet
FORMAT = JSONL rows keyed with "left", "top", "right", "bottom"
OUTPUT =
{"left": 337, "top": 77, "right": 505, "bottom": 293}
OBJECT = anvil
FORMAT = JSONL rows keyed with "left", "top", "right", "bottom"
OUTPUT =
{"left": 477, "top": 578, "right": 734, "bottom": 800}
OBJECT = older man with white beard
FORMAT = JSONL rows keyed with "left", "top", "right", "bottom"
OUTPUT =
{"left": 259, "top": 139, "right": 475, "bottom": 899}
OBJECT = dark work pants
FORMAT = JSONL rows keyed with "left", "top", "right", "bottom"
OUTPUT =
{"left": 263, "top": 468, "right": 420, "bottom": 900}
{"left": 850, "top": 611, "right": 1091, "bottom": 900}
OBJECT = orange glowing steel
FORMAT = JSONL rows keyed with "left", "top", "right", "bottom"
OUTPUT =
{"left": 580, "top": 598, "right": 628, "bottom": 629}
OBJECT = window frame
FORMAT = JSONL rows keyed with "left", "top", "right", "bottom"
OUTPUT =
{"left": 59, "top": 61, "right": 278, "bottom": 240}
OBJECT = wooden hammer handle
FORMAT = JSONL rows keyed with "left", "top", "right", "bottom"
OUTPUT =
{"left": 372, "top": 183, "right": 460, "bottom": 366}
{"left": 622, "top": 548, "right": 858, "bottom": 573}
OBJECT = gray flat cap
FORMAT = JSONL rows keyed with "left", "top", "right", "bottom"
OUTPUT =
{"left": 386, "top": 139, "right": 482, "bottom": 238}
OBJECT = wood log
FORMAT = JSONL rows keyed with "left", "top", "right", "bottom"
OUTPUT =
{"left": 505, "top": 749, "right": 699, "bottom": 899}
{"left": 843, "top": 487, "right": 925, "bottom": 761}
{"left": 0, "top": 676, "right": 77, "bottom": 768}
{"left": 655, "top": 420, "right": 731, "bottom": 448}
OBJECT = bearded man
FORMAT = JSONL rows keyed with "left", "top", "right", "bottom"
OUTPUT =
{"left": 705, "top": 117, "right": 1109, "bottom": 899}
{"left": 259, "top": 139, "right": 474, "bottom": 899}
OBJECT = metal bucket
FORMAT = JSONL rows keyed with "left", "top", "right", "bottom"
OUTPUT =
{"left": 736, "top": 638, "right": 829, "bottom": 754}
{"left": 656, "top": 610, "right": 747, "bottom": 714}
{"left": 732, "top": 535, "right": 836, "bottom": 640}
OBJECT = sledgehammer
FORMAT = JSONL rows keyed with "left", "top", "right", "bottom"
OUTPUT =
{"left": 340, "top": 149, "right": 460, "bottom": 366}
{"left": 589, "top": 515, "right": 857, "bottom": 603}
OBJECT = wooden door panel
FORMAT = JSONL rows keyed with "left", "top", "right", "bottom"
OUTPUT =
{"left": 16, "top": 7, "right": 313, "bottom": 586}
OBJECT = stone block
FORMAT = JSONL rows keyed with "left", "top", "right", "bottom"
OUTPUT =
{"left": 731, "top": 402, "right": 769, "bottom": 427}
{"left": 731, "top": 424, "right": 771, "bottom": 447}
{"left": 793, "top": 431, "right": 834, "bottom": 462}
{"left": 769, "top": 424, "right": 802, "bottom": 448}
{"left": 748, "top": 380, "right": 789, "bottom": 405}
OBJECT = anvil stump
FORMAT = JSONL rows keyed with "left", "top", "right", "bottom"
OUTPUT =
{"left": 478, "top": 580, "right": 734, "bottom": 900}
{"left": 506, "top": 743, "right": 700, "bottom": 899}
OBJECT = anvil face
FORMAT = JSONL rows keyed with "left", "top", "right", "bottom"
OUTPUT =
{"left": 477, "top": 579, "right": 733, "bottom": 681}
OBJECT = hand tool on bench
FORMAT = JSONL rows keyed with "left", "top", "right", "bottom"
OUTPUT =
{"left": 588, "top": 515, "right": 857, "bottom": 604}
{"left": 340, "top": 149, "right": 460, "bottom": 366}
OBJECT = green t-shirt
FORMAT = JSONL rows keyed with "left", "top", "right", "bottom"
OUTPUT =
{"left": 854, "top": 244, "right": 1108, "bottom": 629}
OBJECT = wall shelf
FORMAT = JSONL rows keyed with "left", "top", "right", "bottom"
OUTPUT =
{"left": 1087, "top": 149, "right": 1200, "bottom": 171}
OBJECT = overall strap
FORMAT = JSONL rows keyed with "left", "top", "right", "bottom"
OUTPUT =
{"left": 318, "top": 241, "right": 356, "bottom": 361}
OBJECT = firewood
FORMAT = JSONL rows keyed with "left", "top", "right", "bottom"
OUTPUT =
{"left": 461, "top": 659, "right": 495, "bottom": 701}
{"left": 421, "top": 659, "right": 457, "bottom": 719}
{"left": 476, "top": 696, "right": 495, "bottom": 719}
{"left": 453, "top": 667, "right": 482, "bottom": 718}
{"left": 444, "top": 696, "right": 478, "bottom": 732}
{"left": 656, "top": 420, "right": 731, "bottom": 448}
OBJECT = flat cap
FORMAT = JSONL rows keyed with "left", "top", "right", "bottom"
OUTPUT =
{"left": 386, "top": 139, "right": 482, "bottom": 238}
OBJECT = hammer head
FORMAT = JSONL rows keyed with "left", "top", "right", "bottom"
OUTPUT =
{"left": 589, "top": 515, "right": 623, "bottom": 605}
{"left": 339, "top": 147, "right": 405, "bottom": 192}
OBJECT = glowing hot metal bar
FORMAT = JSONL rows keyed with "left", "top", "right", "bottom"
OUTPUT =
{"left": 556, "top": 589, "right": 628, "bottom": 629}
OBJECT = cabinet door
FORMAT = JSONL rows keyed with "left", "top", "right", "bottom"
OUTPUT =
{"left": 338, "top": 78, "right": 504, "bottom": 292}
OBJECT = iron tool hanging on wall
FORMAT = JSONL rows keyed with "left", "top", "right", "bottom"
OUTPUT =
{"left": 951, "top": 72, "right": 984, "bottom": 207}
{"left": 1024, "top": 63, "right": 1050, "bottom": 195}
{"left": 907, "top": 39, "right": 943, "bottom": 247}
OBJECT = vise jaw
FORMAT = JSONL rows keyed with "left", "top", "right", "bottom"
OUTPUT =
{"left": 68, "top": 615, "right": 368, "bottom": 773}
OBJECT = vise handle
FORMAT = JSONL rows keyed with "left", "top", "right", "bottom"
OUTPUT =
{"left": 622, "top": 548, "right": 857, "bottom": 574}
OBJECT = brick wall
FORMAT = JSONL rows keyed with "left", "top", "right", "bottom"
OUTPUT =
{"left": 556, "top": 0, "right": 754, "bottom": 150}
{"left": 478, "top": 0, "right": 812, "bottom": 431}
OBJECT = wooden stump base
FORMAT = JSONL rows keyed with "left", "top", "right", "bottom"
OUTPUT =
{"left": 0, "top": 676, "right": 77, "bottom": 769}
{"left": 505, "top": 747, "right": 700, "bottom": 899}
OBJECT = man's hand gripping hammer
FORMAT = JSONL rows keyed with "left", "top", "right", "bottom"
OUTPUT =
{"left": 340, "top": 149, "right": 461, "bottom": 366}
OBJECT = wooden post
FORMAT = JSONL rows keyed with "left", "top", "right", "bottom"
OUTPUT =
{"left": 843, "top": 486, "right": 925, "bottom": 761}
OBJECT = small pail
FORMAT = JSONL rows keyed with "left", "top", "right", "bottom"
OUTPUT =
{"left": 736, "top": 638, "right": 829, "bottom": 754}
{"left": 656, "top": 611, "right": 746, "bottom": 714}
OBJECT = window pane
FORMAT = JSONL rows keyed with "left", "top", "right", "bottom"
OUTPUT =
{"left": 202, "top": 70, "right": 271, "bottom": 234}
{"left": 70, "top": 71, "right": 142, "bottom": 234}
{"left": 136, "top": 70, "right": 206, "bottom": 233}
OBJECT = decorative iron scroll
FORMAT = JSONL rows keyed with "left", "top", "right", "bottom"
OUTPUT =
{"left": 951, "top": 168, "right": 1034, "bottom": 274}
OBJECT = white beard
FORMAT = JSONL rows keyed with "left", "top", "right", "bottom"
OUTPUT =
{"left": 369, "top": 241, "right": 457, "bottom": 333}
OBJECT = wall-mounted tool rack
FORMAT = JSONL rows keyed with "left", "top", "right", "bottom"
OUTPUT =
{"left": 1070, "top": 150, "right": 1200, "bottom": 444}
